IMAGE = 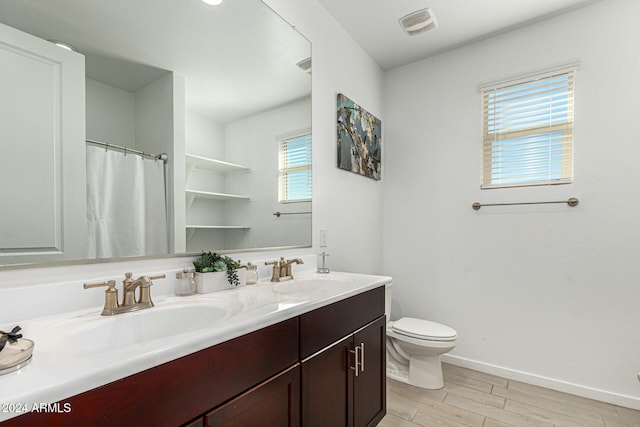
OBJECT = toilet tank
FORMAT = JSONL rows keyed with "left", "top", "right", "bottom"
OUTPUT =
{"left": 384, "top": 281, "right": 393, "bottom": 321}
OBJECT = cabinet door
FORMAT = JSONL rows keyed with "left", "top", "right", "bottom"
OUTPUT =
{"left": 301, "top": 336, "right": 352, "bottom": 427}
{"left": 206, "top": 365, "right": 300, "bottom": 427}
{"left": 353, "top": 316, "right": 386, "bottom": 427}
{"left": 0, "top": 22, "right": 85, "bottom": 264}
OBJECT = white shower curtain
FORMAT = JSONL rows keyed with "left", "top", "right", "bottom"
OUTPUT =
{"left": 86, "top": 145, "right": 168, "bottom": 258}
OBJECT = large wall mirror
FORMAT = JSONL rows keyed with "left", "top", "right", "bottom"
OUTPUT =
{"left": 0, "top": 0, "right": 312, "bottom": 268}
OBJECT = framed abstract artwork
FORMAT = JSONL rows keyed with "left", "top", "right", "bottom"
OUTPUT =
{"left": 336, "top": 93, "right": 381, "bottom": 180}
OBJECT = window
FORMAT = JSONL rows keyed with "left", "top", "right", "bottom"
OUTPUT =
{"left": 481, "top": 64, "right": 576, "bottom": 188}
{"left": 278, "top": 131, "right": 312, "bottom": 203}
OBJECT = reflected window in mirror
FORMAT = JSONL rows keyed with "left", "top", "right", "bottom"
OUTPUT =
{"left": 278, "top": 132, "right": 312, "bottom": 203}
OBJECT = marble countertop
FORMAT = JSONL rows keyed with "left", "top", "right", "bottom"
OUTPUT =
{"left": 0, "top": 270, "right": 392, "bottom": 422}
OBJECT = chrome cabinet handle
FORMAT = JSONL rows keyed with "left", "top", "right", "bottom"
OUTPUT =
{"left": 350, "top": 346, "right": 360, "bottom": 376}
{"left": 350, "top": 343, "right": 365, "bottom": 377}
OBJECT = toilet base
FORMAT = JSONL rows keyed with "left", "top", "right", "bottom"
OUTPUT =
{"left": 386, "top": 354, "right": 445, "bottom": 390}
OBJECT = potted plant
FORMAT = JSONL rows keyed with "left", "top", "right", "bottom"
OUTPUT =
{"left": 192, "top": 251, "right": 245, "bottom": 293}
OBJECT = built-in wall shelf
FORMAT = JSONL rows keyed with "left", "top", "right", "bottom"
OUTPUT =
{"left": 185, "top": 189, "right": 250, "bottom": 202}
{"left": 184, "top": 151, "right": 252, "bottom": 248}
{"left": 186, "top": 225, "right": 250, "bottom": 230}
{"left": 186, "top": 225, "right": 250, "bottom": 241}
{"left": 185, "top": 153, "right": 250, "bottom": 174}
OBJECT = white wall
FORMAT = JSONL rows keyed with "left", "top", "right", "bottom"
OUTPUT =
{"left": 86, "top": 79, "right": 136, "bottom": 147}
{"left": 383, "top": 0, "right": 640, "bottom": 408}
{"left": 225, "top": 98, "right": 312, "bottom": 249}
{"left": 186, "top": 112, "right": 226, "bottom": 158}
{"left": 136, "top": 73, "right": 186, "bottom": 254}
{"left": 264, "top": 0, "right": 385, "bottom": 274}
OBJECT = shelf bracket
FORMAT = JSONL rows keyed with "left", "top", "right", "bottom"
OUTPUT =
{"left": 185, "top": 162, "right": 196, "bottom": 183}
{"left": 186, "top": 194, "right": 196, "bottom": 210}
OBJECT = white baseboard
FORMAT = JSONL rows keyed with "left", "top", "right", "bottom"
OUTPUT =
{"left": 442, "top": 354, "right": 640, "bottom": 411}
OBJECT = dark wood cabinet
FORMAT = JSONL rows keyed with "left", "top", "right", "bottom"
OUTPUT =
{"left": 0, "top": 318, "right": 298, "bottom": 427}
{"left": 353, "top": 317, "right": 386, "bottom": 427}
{"left": 1, "top": 286, "right": 386, "bottom": 427}
{"left": 301, "top": 336, "right": 352, "bottom": 426}
{"left": 300, "top": 287, "right": 386, "bottom": 427}
{"left": 182, "top": 417, "right": 205, "bottom": 427}
{"left": 205, "top": 364, "right": 300, "bottom": 427}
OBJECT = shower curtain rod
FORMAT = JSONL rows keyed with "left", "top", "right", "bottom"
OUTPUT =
{"left": 86, "top": 139, "right": 168, "bottom": 163}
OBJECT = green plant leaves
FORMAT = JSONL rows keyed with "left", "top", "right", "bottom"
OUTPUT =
{"left": 192, "top": 251, "right": 242, "bottom": 286}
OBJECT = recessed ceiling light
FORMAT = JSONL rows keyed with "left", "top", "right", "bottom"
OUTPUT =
{"left": 296, "top": 57, "right": 312, "bottom": 74}
{"left": 202, "top": 0, "right": 223, "bottom": 5}
{"left": 399, "top": 8, "right": 438, "bottom": 36}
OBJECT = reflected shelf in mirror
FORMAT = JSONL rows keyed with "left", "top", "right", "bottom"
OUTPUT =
{"left": 185, "top": 225, "right": 251, "bottom": 242}
{"left": 185, "top": 190, "right": 251, "bottom": 202}
{"left": 185, "top": 154, "right": 251, "bottom": 174}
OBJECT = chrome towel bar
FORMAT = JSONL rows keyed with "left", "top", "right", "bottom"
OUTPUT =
{"left": 273, "top": 211, "right": 312, "bottom": 217}
{"left": 472, "top": 197, "right": 579, "bottom": 210}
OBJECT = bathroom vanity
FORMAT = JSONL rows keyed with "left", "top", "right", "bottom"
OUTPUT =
{"left": 0, "top": 271, "right": 389, "bottom": 426}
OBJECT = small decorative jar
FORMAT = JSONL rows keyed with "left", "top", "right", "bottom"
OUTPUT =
{"left": 175, "top": 269, "right": 197, "bottom": 296}
{"left": 245, "top": 262, "right": 258, "bottom": 285}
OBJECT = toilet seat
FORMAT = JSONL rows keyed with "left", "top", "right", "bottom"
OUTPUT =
{"left": 391, "top": 317, "right": 457, "bottom": 342}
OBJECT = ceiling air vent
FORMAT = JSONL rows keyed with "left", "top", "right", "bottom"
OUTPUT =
{"left": 296, "top": 57, "right": 312, "bottom": 74}
{"left": 399, "top": 8, "right": 438, "bottom": 36}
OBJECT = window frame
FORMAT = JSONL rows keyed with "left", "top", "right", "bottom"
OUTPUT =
{"left": 277, "top": 130, "right": 312, "bottom": 204}
{"left": 479, "top": 62, "right": 578, "bottom": 189}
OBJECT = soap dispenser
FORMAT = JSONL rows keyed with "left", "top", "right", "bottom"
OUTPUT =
{"left": 175, "top": 268, "right": 197, "bottom": 296}
{"left": 317, "top": 252, "right": 330, "bottom": 274}
{"left": 244, "top": 262, "right": 258, "bottom": 285}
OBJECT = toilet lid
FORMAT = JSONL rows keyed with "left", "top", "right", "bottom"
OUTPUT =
{"left": 392, "top": 317, "right": 457, "bottom": 341}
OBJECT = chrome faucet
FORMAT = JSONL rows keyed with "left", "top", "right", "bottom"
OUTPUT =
{"left": 84, "top": 272, "right": 166, "bottom": 316}
{"left": 265, "top": 257, "right": 304, "bottom": 282}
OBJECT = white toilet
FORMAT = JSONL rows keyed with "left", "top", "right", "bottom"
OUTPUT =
{"left": 385, "top": 281, "right": 457, "bottom": 389}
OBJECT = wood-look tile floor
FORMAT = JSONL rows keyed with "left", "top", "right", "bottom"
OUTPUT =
{"left": 380, "top": 363, "right": 640, "bottom": 427}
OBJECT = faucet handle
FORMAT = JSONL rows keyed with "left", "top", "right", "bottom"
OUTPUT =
{"left": 265, "top": 259, "right": 281, "bottom": 282}
{"left": 83, "top": 279, "right": 116, "bottom": 290}
{"left": 137, "top": 274, "right": 166, "bottom": 307}
{"left": 83, "top": 280, "right": 119, "bottom": 316}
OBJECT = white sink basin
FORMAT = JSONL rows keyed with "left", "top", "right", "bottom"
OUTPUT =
{"left": 53, "top": 303, "right": 236, "bottom": 352}
{"left": 272, "top": 276, "right": 355, "bottom": 293}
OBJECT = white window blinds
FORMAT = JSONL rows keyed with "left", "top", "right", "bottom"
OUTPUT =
{"left": 279, "top": 132, "right": 312, "bottom": 203}
{"left": 481, "top": 65, "right": 576, "bottom": 189}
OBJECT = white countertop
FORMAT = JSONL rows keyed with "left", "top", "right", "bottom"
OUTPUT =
{"left": 0, "top": 270, "right": 391, "bottom": 422}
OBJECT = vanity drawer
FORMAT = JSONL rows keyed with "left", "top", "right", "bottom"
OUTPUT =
{"left": 299, "top": 286, "right": 384, "bottom": 359}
